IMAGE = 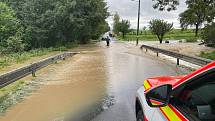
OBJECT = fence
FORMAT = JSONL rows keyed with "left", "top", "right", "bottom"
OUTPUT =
{"left": 0, "top": 52, "right": 79, "bottom": 88}
{"left": 140, "top": 44, "right": 213, "bottom": 67}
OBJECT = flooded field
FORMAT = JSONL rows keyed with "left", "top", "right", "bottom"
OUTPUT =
{"left": 0, "top": 42, "right": 190, "bottom": 121}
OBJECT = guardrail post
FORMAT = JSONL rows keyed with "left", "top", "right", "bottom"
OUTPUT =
{"left": 31, "top": 64, "right": 36, "bottom": 77}
{"left": 32, "top": 70, "right": 36, "bottom": 77}
{"left": 146, "top": 49, "right": 148, "bottom": 52}
{"left": 54, "top": 58, "right": 58, "bottom": 64}
{"left": 157, "top": 52, "right": 159, "bottom": 57}
{"left": 177, "top": 58, "right": 180, "bottom": 65}
{"left": 63, "top": 53, "right": 67, "bottom": 60}
{"left": 63, "top": 56, "right": 66, "bottom": 60}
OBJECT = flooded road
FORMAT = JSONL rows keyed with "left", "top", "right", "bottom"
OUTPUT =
{"left": 0, "top": 42, "right": 189, "bottom": 121}
{"left": 91, "top": 42, "right": 188, "bottom": 121}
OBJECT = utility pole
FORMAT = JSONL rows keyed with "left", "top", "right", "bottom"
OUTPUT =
{"left": 136, "top": 0, "right": 141, "bottom": 46}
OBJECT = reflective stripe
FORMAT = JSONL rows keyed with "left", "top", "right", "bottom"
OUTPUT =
{"left": 160, "top": 105, "right": 188, "bottom": 121}
{"left": 143, "top": 80, "right": 151, "bottom": 90}
{"left": 143, "top": 80, "right": 189, "bottom": 121}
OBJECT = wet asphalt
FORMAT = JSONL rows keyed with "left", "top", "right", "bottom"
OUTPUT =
{"left": 91, "top": 41, "right": 189, "bottom": 121}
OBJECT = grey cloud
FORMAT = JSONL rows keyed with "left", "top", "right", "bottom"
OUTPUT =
{"left": 105, "top": 0, "right": 187, "bottom": 29}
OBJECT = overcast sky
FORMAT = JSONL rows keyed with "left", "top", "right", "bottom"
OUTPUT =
{"left": 105, "top": 0, "right": 187, "bottom": 29}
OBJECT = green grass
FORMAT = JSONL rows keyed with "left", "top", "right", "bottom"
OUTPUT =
{"left": 119, "top": 29, "right": 200, "bottom": 42}
{"left": 0, "top": 48, "right": 55, "bottom": 68}
{"left": 0, "top": 79, "right": 42, "bottom": 114}
{"left": 0, "top": 80, "right": 26, "bottom": 114}
{"left": 0, "top": 80, "right": 25, "bottom": 96}
{"left": 200, "top": 51, "right": 215, "bottom": 60}
{"left": 0, "top": 43, "right": 78, "bottom": 69}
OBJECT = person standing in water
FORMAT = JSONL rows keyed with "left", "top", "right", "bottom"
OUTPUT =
{"left": 106, "top": 36, "right": 110, "bottom": 46}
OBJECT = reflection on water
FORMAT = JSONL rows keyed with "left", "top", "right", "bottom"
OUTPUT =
{"left": 69, "top": 95, "right": 115, "bottom": 121}
{"left": 101, "top": 95, "right": 115, "bottom": 110}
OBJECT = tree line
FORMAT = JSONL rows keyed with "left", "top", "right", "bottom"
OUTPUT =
{"left": 0, "top": 0, "right": 110, "bottom": 53}
{"left": 113, "top": 12, "right": 173, "bottom": 44}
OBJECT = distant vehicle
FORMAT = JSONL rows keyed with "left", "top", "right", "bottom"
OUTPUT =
{"left": 135, "top": 61, "right": 215, "bottom": 121}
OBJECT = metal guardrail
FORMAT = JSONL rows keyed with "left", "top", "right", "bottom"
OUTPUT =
{"left": 0, "top": 52, "right": 79, "bottom": 88}
{"left": 140, "top": 44, "right": 213, "bottom": 67}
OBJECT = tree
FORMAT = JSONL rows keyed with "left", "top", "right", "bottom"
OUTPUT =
{"left": 202, "top": 23, "right": 215, "bottom": 47}
{"left": 1, "top": 0, "right": 109, "bottom": 48}
{"left": 152, "top": 0, "right": 215, "bottom": 16}
{"left": 152, "top": 0, "right": 179, "bottom": 11}
{"left": 0, "top": 2, "right": 17, "bottom": 45}
{"left": 185, "top": 0, "right": 215, "bottom": 22}
{"left": 113, "top": 13, "right": 120, "bottom": 35}
{"left": 143, "top": 26, "right": 147, "bottom": 35}
{"left": 179, "top": 10, "right": 200, "bottom": 37}
{"left": 118, "top": 20, "right": 131, "bottom": 38}
{"left": 0, "top": 2, "right": 25, "bottom": 53}
{"left": 179, "top": 0, "right": 214, "bottom": 37}
{"left": 149, "top": 19, "right": 173, "bottom": 44}
{"left": 92, "top": 21, "right": 110, "bottom": 39}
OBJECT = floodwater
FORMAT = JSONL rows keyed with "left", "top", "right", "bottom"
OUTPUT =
{"left": 0, "top": 42, "right": 189, "bottom": 121}
{"left": 91, "top": 42, "right": 189, "bottom": 121}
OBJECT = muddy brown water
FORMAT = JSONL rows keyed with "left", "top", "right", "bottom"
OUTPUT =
{"left": 0, "top": 42, "right": 190, "bottom": 121}
{"left": 0, "top": 43, "right": 109, "bottom": 121}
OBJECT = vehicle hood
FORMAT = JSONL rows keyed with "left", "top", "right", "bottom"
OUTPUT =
{"left": 146, "top": 75, "right": 186, "bottom": 88}
{"left": 145, "top": 62, "right": 215, "bottom": 90}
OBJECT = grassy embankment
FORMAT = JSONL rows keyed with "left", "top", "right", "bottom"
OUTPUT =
{"left": 118, "top": 29, "right": 200, "bottom": 42}
{"left": 200, "top": 51, "right": 215, "bottom": 60}
{"left": 118, "top": 29, "right": 215, "bottom": 60}
{"left": 0, "top": 45, "right": 78, "bottom": 68}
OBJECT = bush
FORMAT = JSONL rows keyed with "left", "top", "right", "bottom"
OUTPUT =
{"left": 6, "top": 35, "right": 25, "bottom": 53}
{"left": 186, "top": 38, "right": 197, "bottom": 42}
{"left": 200, "top": 51, "right": 215, "bottom": 60}
{"left": 202, "top": 23, "right": 215, "bottom": 47}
